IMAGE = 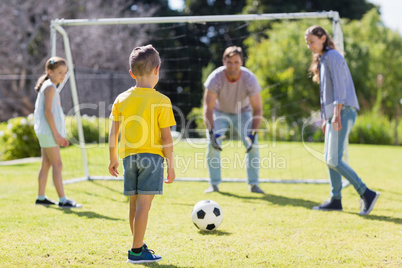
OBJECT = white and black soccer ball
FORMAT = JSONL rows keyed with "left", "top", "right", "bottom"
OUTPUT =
{"left": 191, "top": 200, "right": 223, "bottom": 231}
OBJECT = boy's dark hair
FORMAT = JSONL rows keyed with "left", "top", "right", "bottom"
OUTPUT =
{"left": 129, "top": 45, "right": 161, "bottom": 77}
{"left": 222, "top": 46, "right": 243, "bottom": 61}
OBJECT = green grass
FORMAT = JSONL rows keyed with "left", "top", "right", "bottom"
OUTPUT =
{"left": 0, "top": 141, "right": 401, "bottom": 267}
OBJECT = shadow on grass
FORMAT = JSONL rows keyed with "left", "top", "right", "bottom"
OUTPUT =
{"left": 196, "top": 229, "right": 231, "bottom": 236}
{"left": 89, "top": 180, "right": 122, "bottom": 195}
{"left": 219, "top": 191, "right": 402, "bottom": 225}
{"left": 218, "top": 191, "right": 318, "bottom": 210}
{"left": 344, "top": 212, "right": 402, "bottom": 225}
{"left": 48, "top": 207, "right": 124, "bottom": 221}
{"left": 142, "top": 263, "right": 193, "bottom": 268}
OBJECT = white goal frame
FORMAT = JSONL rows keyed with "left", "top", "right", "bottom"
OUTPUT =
{"left": 50, "top": 11, "right": 347, "bottom": 185}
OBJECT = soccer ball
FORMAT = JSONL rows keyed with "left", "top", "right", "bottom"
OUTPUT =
{"left": 191, "top": 200, "right": 223, "bottom": 231}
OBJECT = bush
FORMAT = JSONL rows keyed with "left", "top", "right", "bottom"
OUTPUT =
{"left": 349, "top": 112, "right": 394, "bottom": 145}
{"left": 0, "top": 115, "right": 41, "bottom": 160}
{"left": 65, "top": 115, "right": 110, "bottom": 145}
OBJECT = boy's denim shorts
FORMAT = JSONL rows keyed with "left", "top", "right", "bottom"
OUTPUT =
{"left": 123, "top": 153, "right": 164, "bottom": 196}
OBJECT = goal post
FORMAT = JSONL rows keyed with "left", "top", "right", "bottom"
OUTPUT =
{"left": 50, "top": 11, "right": 345, "bottom": 184}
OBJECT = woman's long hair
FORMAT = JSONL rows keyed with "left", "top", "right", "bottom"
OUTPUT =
{"left": 34, "top": 57, "right": 67, "bottom": 92}
{"left": 305, "top": 25, "right": 336, "bottom": 83}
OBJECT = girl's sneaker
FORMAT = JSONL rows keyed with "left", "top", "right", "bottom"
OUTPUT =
{"left": 58, "top": 199, "right": 82, "bottom": 208}
{"left": 127, "top": 247, "right": 162, "bottom": 264}
{"left": 312, "top": 198, "right": 342, "bottom": 211}
{"left": 359, "top": 188, "right": 380, "bottom": 215}
{"left": 35, "top": 197, "right": 57, "bottom": 206}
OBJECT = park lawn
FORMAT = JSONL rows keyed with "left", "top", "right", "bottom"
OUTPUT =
{"left": 0, "top": 141, "right": 401, "bottom": 267}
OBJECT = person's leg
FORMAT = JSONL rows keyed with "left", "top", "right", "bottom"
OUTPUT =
{"left": 123, "top": 155, "right": 139, "bottom": 234}
{"left": 326, "top": 108, "right": 367, "bottom": 196}
{"left": 132, "top": 194, "right": 155, "bottom": 249}
{"left": 42, "top": 146, "right": 66, "bottom": 198}
{"left": 38, "top": 148, "right": 51, "bottom": 196}
{"left": 236, "top": 111, "right": 259, "bottom": 186}
{"left": 129, "top": 195, "right": 137, "bottom": 235}
{"left": 126, "top": 154, "right": 163, "bottom": 262}
{"left": 206, "top": 111, "right": 230, "bottom": 186}
{"left": 325, "top": 123, "right": 343, "bottom": 199}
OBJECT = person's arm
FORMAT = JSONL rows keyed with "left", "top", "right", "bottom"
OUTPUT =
{"left": 203, "top": 89, "right": 217, "bottom": 131}
{"left": 161, "top": 127, "right": 175, "bottom": 183}
{"left": 331, "top": 104, "right": 343, "bottom": 131}
{"left": 108, "top": 120, "right": 121, "bottom": 177}
{"left": 44, "top": 86, "right": 69, "bottom": 147}
{"left": 249, "top": 93, "right": 263, "bottom": 131}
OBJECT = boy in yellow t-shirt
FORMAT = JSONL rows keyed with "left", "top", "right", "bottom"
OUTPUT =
{"left": 108, "top": 45, "right": 176, "bottom": 264}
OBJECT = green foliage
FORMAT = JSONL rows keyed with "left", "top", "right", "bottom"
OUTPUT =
{"left": 243, "top": 0, "right": 375, "bottom": 20}
{"left": 187, "top": 107, "right": 206, "bottom": 137}
{"left": 343, "top": 9, "right": 402, "bottom": 119}
{"left": 0, "top": 115, "right": 112, "bottom": 161}
{"left": 66, "top": 115, "right": 110, "bottom": 145}
{"left": 0, "top": 115, "right": 40, "bottom": 160}
{"left": 245, "top": 19, "right": 330, "bottom": 126}
{"left": 349, "top": 112, "right": 394, "bottom": 145}
{"left": 243, "top": 9, "right": 402, "bottom": 145}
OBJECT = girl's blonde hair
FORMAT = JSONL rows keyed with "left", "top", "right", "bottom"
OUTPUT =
{"left": 305, "top": 25, "right": 336, "bottom": 83}
{"left": 34, "top": 57, "right": 67, "bottom": 92}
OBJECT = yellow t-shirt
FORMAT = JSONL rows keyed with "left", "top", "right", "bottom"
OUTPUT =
{"left": 110, "top": 87, "right": 176, "bottom": 159}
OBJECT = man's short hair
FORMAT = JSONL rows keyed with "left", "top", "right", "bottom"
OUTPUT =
{"left": 222, "top": 46, "right": 243, "bottom": 61}
{"left": 129, "top": 45, "right": 161, "bottom": 76}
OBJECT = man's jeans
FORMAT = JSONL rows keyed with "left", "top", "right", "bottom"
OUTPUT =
{"left": 324, "top": 106, "right": 366, "bottom": 199}
{"left": 206, "top": 110, "right": 259, "bottom": 186}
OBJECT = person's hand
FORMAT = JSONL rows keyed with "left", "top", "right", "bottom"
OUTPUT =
{"left": 209, "top": 130, "right": 222, "bottom": 151}
{"left": 165, "top": 168, "right": 175, "bottom": 183}
{"left": 246, "top": 130, "right": 256, "bottom": 153}
{"left": 321, "top": 120, "right": 327, "bottom": 134}
{"left": 331, "top": 115, "right": 342, "bottom": 131}
{"left": 55, "top": 134, "right": 69, "bottom": 147}
{"left": 108, "top": 158, "right": 119, "bottom": 177}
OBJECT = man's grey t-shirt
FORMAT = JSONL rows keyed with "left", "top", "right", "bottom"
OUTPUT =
{"left": 204, "top": 66, "right": 261, "bottom": 114}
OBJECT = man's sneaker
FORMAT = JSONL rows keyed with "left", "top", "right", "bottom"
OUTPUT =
{"left": 58, "top": 199, "right": 82, "bottom": 208}
{"left": 249, "top": 185, "right": 265, "bottom": 194}
{"left": 204, "top": 185, "right": 219, "bottom": 193}
{"left": 127, "top": 247, "right": 162, "bottom": 264}
{"left": 312, "top": 198, "right": 342, "bottom": 211}
{"left": 359, "top": 188, "right": 380, "bottom": 215}
{"left": 35, "top": 197, "right": 56, "bottom": 206}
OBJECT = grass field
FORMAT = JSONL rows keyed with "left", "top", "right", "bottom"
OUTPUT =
{"left": 0, "top": 141, "right": 401, "bottom": 267}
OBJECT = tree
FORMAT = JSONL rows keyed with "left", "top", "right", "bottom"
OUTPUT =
{"left": 245, "top": 19, "right": 329, "bottom": 124}
{"left": 244, "top": 0, "right": 375, "bottom": 20}
{"left": 244, "top": 9, "right": 402, "bottom": 143}
{"left": 0, "top": 0, "right": 159, "bottom": 122}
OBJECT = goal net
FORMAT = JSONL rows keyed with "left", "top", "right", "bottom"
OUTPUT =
{"left": 50, "top": 12, "right": 346, "bottom": 185}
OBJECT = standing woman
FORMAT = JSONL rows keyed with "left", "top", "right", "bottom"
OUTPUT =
{"left": 34, "top": 57, "right": 81, "bottom": 208}
{"left": 305, "top": 25, "right": 379, "bottom": 215}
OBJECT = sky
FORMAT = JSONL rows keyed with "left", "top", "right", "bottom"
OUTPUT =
{"left": 368, "top": 0, "right": 402, "bottom": 34}
{"left": 168, "top": 0, "right": 402, "bottom": 35}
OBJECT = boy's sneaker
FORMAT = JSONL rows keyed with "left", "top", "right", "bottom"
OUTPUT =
{"left": 312, "top": 198, "right": 342, "bottom": 211}
{"left": 359, "top": 188, "right": 380, "bottom": 215}
{"left": 35, "top": 197, "right": 57, "bottom": 206}
{"left": 58, "top": 199, "right": 82, "bottom": 209}
{"left": 127, "top": 247, "right": 162, "bottom": 264}
{"left": 204, "top": 185, "right": 219, "bottom": 193}
{"left": 249, "top": 185, "right": 265, "bottom": 194}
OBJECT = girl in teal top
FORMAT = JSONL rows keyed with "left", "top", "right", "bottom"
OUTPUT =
{"left": 33, "top": 57, "right": 81, "bottom": 208}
